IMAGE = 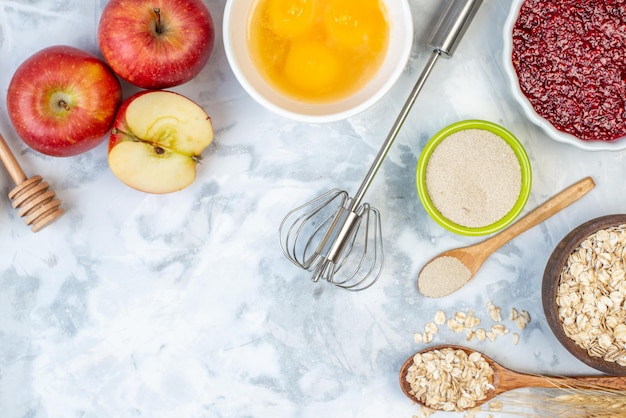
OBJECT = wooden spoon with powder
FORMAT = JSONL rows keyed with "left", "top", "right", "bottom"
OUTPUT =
{"left": 418, "top": 176, "right": 595, "bottom": 297}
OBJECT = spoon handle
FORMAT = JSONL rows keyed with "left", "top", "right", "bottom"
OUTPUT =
{"left": 502, "top": 372, "right": 626, "bottom": 392}
{"left": 557, "top": 375, "right": 626, "bottom": 390}
{"left": 495, "top": 363, "right": 626, "bottom": 394}
{"left": 479, "top": 177, "right": 595, "bottom": 254}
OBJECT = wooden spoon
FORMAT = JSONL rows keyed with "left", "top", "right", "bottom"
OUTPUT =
{"left": 417, "top": 176, "right": 595, "bottom": 297}
{"left": 399, "top": 344, "right": 626, "bottom": 411}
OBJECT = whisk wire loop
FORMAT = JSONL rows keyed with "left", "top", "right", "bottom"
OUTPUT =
{"left": 279, "top": 189, "right": 348, "bottom": 268}
{"left": 280, "top": 189, "right": 383, "bottom": 291}
{"left": 323, "top": 204, "right": 383, "bottom": 291}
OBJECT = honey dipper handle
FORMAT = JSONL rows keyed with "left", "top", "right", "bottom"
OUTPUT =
{"left": 480, "top": 177, "right": 595, "bottom": 254}
{"left": 0, "top": 133, "right": 27, "bottom": 185}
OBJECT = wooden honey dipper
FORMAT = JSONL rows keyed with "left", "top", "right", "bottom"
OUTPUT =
{"left": 0, "top": 133, "right": 64, "bottom": 232}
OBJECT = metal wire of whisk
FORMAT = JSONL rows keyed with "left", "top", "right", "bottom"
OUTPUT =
{"left": 279, "top": 0, "right": 484, "bottom": 291}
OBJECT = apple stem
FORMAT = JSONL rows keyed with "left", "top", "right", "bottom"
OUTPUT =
{"left": 113, "top": 127, "right": 164, "bottom": 155}
{"left": 112, "top": 127, "right": 137, "bottom": 140}
{"left": 112, "top": 127, "right": 202, "bottom": 161}
{"left": 153, "top": 7, "right": 162, "bottom": 34}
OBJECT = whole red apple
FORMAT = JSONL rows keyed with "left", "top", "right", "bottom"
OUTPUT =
{"left": 6, "top": 45, "right": 123, "bottom": 157}
{"left": 98, "top": 0, "right": 215, "bottom": 89}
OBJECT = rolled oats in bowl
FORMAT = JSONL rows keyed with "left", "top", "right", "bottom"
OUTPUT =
{"left": 543, "top": 215, "right": 626, "bottom": 375}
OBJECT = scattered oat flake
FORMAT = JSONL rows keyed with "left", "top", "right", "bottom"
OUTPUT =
{"left": 475, "top": 328, "right": 486, "bottom": 342}
{"left": 488, "top": 400, "right": 503, "bottom": 412}
{"left": 455, "top": 311, "right": 467, "bottom": 323}
{"left": 424, "top": 322, "right": 438, "bottom": 335}
{"left": 487, "top": 301, "right": 502, "bottom": 322}
{"left": 491, "top": 324, "right": 507, "bottom": 335}
{"left": 434, "top": 310, "right": 446, "bottom": 325}
{"left": 447, "top": 318, "right": 465, "bottom": 333}
{"left": 413, "top": 407, "right": 435, "bottom": 418}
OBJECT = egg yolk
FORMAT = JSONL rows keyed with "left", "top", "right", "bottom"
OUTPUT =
{"left": 324, "top": 0, "right": 386, "bottom": 52}
{"left": 267, "top": 0, "right": 316, "bottom": 38}
{"left": 247, "top": 0, "right": 390, "bottom": 103}
{"left": 284, "top": 40, "right": 339, "bottom": 93}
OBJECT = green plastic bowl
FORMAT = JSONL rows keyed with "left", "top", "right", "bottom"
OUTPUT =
{"left": 416, "top": 120, "right": 532, "bottom": 236}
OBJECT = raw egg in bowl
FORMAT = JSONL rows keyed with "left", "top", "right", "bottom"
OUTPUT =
{"left": 223, "top": 0, "right": 414, "bottom": 123}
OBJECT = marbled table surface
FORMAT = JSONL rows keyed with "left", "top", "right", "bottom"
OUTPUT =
{"left": 1, "top": 1, "right": 624, "bottom": 417}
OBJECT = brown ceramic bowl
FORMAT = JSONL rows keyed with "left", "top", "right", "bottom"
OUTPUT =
{"left": 542, "top": 214, "right": 626, "bottom": 375}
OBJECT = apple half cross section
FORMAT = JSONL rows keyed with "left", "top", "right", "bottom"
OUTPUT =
{"left": 108, "top": 90, "right": 214, "bottom": 194}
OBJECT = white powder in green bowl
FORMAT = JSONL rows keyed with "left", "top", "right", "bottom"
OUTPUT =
{"left": 425, "top": 129, "right": 522, "bottom": 228}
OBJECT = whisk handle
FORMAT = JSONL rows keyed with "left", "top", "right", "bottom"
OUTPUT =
{"left": 427, "top": 0, "right": 484, "bottom": 58}
{"left": 350, "top": 0, "right": 483, "bottom": 209}
{"left": 318, "top": 206, "right": 361, "bottom": 263}
{"left": 351, "top": 51, "right": 440, "bottom": 210}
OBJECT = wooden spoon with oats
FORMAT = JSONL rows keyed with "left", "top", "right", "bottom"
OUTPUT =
{"left": 399, "top": 344, "right": 626, "bottom": 412}
{"left": 418, "top": 177, "right": 595, "bottom": 298}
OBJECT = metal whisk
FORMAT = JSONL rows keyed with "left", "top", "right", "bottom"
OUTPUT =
{"left": 279, "top": 0, "right": 484, "bottom": 291}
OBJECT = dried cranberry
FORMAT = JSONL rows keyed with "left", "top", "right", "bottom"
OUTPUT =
{"left": 512, "top": 0, "right": 626, "bottom": 142}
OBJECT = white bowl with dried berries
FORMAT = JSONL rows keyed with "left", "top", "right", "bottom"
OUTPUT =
{"left": 502, "top": 0, "right": 626, "bottom": 151}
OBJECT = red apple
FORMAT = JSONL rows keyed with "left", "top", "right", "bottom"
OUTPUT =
{"left": 6, "top": 45, "right": 123, "bottom": 157}
{"left": 98, "top": 0, "right": 215, "bottom": 89}
{"left": 108, "top": 90, "right": 214, "bottom": 194}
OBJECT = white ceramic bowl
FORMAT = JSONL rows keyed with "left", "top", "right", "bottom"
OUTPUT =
{"left": 223, "top": 0, "right": 413, "bottom": 123}
{"left": 502, "top": 0, "right": 626, "bottom": 152}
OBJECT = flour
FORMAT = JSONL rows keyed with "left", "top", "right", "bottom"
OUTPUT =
{"left": 425, "top": 129, "right": 522, "bottom": 228}
{"left": 418, "top": 256, "right": 471, "bottom": 298}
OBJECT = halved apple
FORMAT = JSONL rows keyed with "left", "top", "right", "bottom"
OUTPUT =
{"left": 108, "top": 90, "right": 214, "bottom": 194}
